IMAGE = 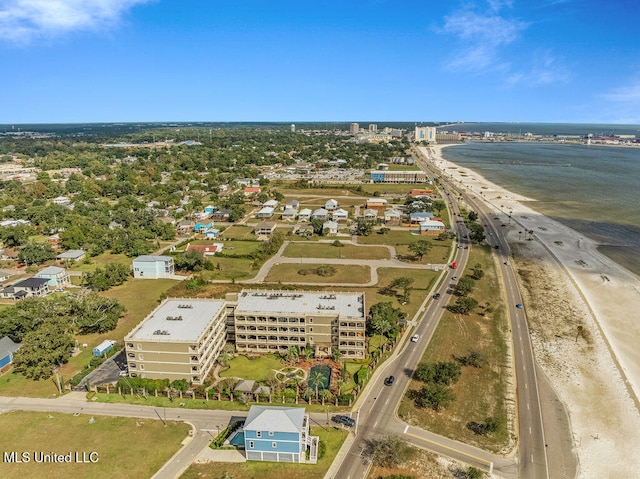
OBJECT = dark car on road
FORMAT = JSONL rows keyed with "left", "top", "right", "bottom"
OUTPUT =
{"left": 384, "top": 376, "right": 395, "bottom": 386}
{"left": 433, "top": 293, "right": 441, "bottom": 300}
{"left": 331, "top": 415, "right": 355, "bottom": 427}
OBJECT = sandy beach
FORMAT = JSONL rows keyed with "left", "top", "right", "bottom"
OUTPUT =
{"left": 422, "top": 145, "right": 640, "bottom": 478}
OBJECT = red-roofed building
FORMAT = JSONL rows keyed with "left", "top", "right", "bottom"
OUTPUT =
{"left": 185, "top": 243, "right": 223, "bottom": 256}
{"left": 244, "top": 187, "right": 261, "bottom": 196}
{"left": 409, "top": 189, "right": 434, "bottom": 198}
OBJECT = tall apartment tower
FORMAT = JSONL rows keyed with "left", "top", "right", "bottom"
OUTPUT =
{"left": 414, "top": 126, "right": 437, "bottom": 143}
{"left": 290, "top": 124, "right": 296, "bottom": 133}
{"left": 369, "top": 124, "right": 378, "bottom": 133}
{"left": 349, "top": 123, "right": 359, "bottom": 134}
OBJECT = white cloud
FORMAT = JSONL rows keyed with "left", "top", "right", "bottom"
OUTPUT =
{"left": 439, "top": 6, "right": 527, "bottom": 73}
{"left": 602, "top": 83, "right": 640, "bottom": 104}
{"left": 596, "top": 81, "right": 640, "bottom": 123}
{"left": 0, "top": 0, "right": 149, "bottom": 43}
{"left": 506, "top": 50, "right": 570, "bottom": 86}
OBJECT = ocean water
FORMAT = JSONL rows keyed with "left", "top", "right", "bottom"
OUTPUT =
{"left": 440, "top": 142, "right": 640, "bottom": 277}
{"left": 438, "top": 122, "right": 640, "bottom": 137}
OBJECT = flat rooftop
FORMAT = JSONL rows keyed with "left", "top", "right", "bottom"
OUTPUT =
{"left": 235, "top": 290, "right": 365, "bottom": 318}
{"left": 126, "top": 299, "right": 225, "bottom": 342}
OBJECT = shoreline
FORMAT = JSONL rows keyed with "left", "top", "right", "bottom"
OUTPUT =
{"left": 421, "top": 144, "right": 640, "bottom": 476}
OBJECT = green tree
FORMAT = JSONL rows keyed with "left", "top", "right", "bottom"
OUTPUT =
{"left": 174, "top": 250, "right": 212, "bottom": 272}
{"left": 453, "top": 276, "right": 475, "bottom": 296}
{"left": 82, "top": 263, "right": 131, "bottom": 291}
{"left": 432, "top": 199, "right": 446, "bottom": 216}
{"left": 448, "top": 296, "right": 479, "bottom": 315}
{"left": 413, "top": 361, "right": 461, "bottom": 385}
{"left": 471, "top": 263, "right": 484, "bottom": 280}
{"left": 367, "top": 302, "right": 406, "bottom": 339}
{"left": 310, "top": 218, "right": 325, "bottom": 235}
{"left": 18, "top": 242, "right": 56, "bottom": 265}
{"left": 467, "top": 210, "right": 478, "bottom": 222}
{"left": 12, "top": 318, "right": 74, "bottom": 380}
{"left": 308, "top": 370, "right": 325, "bottom": 402}
{"left": 372, "top": 434, "right": 416, "bottom": 468}
{"left": 354, "top": 219, "right": 373, "bottom": 236}
{"left": 414, "top": 382, "right": 455, "bottom": 411}
{"left": 408, "top": 239, "right": 432, "bottom": 260}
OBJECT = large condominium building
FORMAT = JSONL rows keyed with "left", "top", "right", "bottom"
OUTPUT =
{"left": 124, "top": 299, "right": 226, "bottom": 385}
{"left": 369, "top": 170, "right": 427, "bottom": 184}
{"left": 227, "top": 290, "right": 366, "bottom": 359}
{"left": 415, "top": 126, "right": 437, "bottom": 143}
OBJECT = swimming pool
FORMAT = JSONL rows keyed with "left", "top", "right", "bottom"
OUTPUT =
{"left": 229, "top": 431, "right": 245, "bottom": 446}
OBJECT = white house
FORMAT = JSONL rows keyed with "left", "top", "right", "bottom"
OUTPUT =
{"left": 324, "top": 199, "right": 339, "bottom": 211}
{"left": 35, "top": 266, "right": 70, "bottom": 287}
{"left": 281, "top": 208, "right": 297, "bottom": 221}
{"left": 322, "top": 220, "right": 339, "bottom": 236}
{"left": 298, "top": 208, "right": 312, "bottom": 222}
{"left": 311, "top": 208, "right": 329, "bottom": 221}
{"left": 256, "top": 207, "right": 275, "bottom": 219}
{"left": 419, "top": 219, "right": 446, "bottom": 236}
{"left": 132, "top": 255, "right": 175, "bottom": 279}
{"left": 331, "top": 208, "right": 349, "bottom": 223}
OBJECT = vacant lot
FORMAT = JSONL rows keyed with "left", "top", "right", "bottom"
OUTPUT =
{"left": 398, "top": 245, "right": 512, "bottom": 453}
{"left": 200, "top": 257, "right": 256, "bottom": 281}
{"left": 67, "top": 253, "right": 131, "bottom": 273}
{"left": 0, "top": 411, "right": 189, "bottom": 479}
{"left": 181, "top": 426, "right": 347, "bottom": 479}
{"left": 220, "top": 225, "right": 256, "bottom": 240}
{"left": 283, "top": 242, "right": 390, "bottom": 260}
{"left": 265, "top": 263, "right": 370, "bottom": 284}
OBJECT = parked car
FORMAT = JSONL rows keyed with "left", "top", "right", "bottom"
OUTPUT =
{"left": 516, "top": 303, "right": 523, "bottom": 309}
{"left": 452, "top": 276, "right": 458, "bottom": 281}
{"left": 411, "top": 334, "right": 419, "bottom": 343}
{"left": 384, "top": 376, "right": 395, "bottom": 386}
{"left": 331, "top": 415, "right": 355, "bottom": 427}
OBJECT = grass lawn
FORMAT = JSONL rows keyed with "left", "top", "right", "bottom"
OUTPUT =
{"left": 265, "top": 263, "right": 370, "bottom": 284}
{"left": 219, "top": 354, "right": 284, "bottom": 382}
{"left": 398, "top": 245, "right": 511, "bottom": 453}
{"left": 359, "top": 183, "right": 433, "bottom": 195}
{"left": 95, "top": 393, "right": 347, "bottom": 413}
{"left": 0, "top": 411, "right": 189, "bottom": 479}
{"left": 67, "top": 253, "right": 131, "bottom": 273}
{"left": 181, "top": 426, "right": 348, "bottom": 479}
{"left": 200, "top": 257, "right": 256, "bottom": 280}
{"left": 283, "top": 242, "right": 390, "bottom": 260}
{"left": 214, "top": 241, "right": 263, "bottom": 257}
{"left": 375, "top": 267, "right": 439, "bottom": 291}
{"left": 221, "top": 225, "right": 257, "bottom": 240}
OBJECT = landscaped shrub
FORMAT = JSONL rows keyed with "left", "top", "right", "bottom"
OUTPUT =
{"left": 317, "top": 439, "right": 327, "bottom": 459}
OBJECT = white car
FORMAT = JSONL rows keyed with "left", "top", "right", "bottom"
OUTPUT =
{"left": 411, "top": 334, "right": 419, "bottom": 343}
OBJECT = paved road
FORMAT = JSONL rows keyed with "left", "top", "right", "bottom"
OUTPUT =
{"left": 329, "top": 176, "right": 522, "bottom": 478}
{"left": 415, "top": 146, "right": 556, "bottom": 478}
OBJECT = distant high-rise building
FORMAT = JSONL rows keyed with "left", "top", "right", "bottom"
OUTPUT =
{"left": 414, "top": 126, "right": 437, "bottom": 143}
{"left": 350, "top": 123, "right": 359, "bottom": 134}
{"left": 369, "top": 124, "right": 378, "bottom": 133}
{"left": 290, "top": 124, "right": 296, "bottom": 133}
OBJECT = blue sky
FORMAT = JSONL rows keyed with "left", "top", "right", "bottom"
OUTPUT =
{"left": 1, "top": 0, "right": 639, "bottom": 123}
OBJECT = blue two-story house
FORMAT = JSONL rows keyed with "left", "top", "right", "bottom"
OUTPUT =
{"left": 0, "top": 336, "right": 20, "bottom": 374}
{"left": 244, "top": 406, "right": 319, "bottom": 464}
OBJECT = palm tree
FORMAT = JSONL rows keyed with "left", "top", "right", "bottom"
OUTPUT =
{"left": 309, "top": 370, "right": 325, "bottom": 402}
